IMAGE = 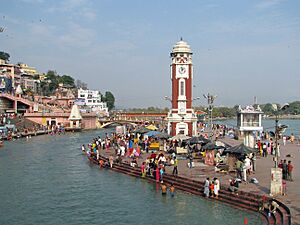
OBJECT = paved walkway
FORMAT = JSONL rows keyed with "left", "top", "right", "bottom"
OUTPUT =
{"left": 220, "top": 138, "right": 299, "bottom": 225}
{"left": 100, "top": 137, "right": 299, "bottom": 225}
{"left": 172, "top": 137, "right": 299, "bottom": 225}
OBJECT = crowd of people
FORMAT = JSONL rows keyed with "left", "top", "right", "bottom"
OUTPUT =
{"left": 84, "top": 131, "right": 180, "bottom": 182}
{"left": 81, "top": 121, "right": 297, "bottom": 218}
{"left": 84, "top": 130, "right": 182, "bottom": 196}
{"left": 203, "top": 177, "right": 220, "bottom": 198}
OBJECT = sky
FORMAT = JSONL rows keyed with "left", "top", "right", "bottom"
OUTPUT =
{"left": 0, "top": 0, "right": 299, "bottom": 108}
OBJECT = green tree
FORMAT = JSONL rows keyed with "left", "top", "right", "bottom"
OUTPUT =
{"left": 103, "top": 91, "right": 115, "bottom": 110}
{"left": 261, "top": 103, "right": 276, "bottom": 115}
{"left": 59, "top": 75, "right": 75, "bottom": 87}
{"left": 0, "top": 51, "right": 10, "bottom": 61}
{"left": 47, "top": 71, "right": 59, "bottom": 93}
{"left": 286, "top": 101, "right": 300, "bottom": 114}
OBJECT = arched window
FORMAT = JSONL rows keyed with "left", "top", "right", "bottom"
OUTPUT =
{"left": 180, "top": 80, "right": 185, "bottom": 96}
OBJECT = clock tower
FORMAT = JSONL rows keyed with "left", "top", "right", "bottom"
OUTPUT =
{"left": 167, "top": 39, "right": 197, "bottom": 136}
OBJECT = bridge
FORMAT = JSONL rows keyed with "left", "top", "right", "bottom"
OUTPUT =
{"left": 1, "top": 92, "right": 34, "bottom": 112}
{"left": 98, "top": 119, "right": 143, "bottom": 128}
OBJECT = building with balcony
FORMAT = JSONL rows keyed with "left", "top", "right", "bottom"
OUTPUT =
{"left": 77, "top": 88, "right": 108, "bottom": 116}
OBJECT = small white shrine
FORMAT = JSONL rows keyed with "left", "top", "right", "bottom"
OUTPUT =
{"left": 68, "top": 105, "right": 82, "bottom": 129}
{"left": 237, "top": 105, "right": 263, "bottom": 148}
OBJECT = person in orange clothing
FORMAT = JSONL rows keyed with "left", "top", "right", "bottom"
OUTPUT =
{"left": 210, "top": 180, "right": 215, "bottom": 197}
{"left": 99, "top": 159, "right": 104, "bottom": 168}
{"left": 287, "top": 160, "right": 294, "bottom": 181}
{"left": 290, "top": 133, "right": 295, "bottom": 144}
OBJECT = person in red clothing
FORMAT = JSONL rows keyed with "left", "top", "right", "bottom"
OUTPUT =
{"left": 287, "top": 160, "right": 293, "bottom": 181}
{"left": 155, "top": 166, "right": 160, "bottom": 183}
{"left": 278, "top": 159, "right": 283, "bottom": 169}
{"left": 209, "top": 180, "right": 215, "bottom": 197}
{"left": 282, "top": 180, "right": 287, "bottom": 195}
{"left": 141, "top": 162, "right": 146, "bottom": 178}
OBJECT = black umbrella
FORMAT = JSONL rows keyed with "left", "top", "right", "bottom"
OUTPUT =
{"left": 188, "top": 136, "right": 210, "bottom": 145}
{"left": 201, "top": 142, "right": 225, "bottom": 151}
{"left": 223, "top": 143, "right": 256, "bottom": 155}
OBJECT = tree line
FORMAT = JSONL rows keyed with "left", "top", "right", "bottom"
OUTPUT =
{"left": 124, "top": 102, "right": 300, "bottom": 118}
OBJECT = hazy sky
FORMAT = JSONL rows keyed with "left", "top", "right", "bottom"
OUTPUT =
{"left": 1, "top": 0, "right": 299, "bottom": 108}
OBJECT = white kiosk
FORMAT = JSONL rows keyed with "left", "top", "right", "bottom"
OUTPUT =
{"left": 237, "top": 105, "right": 263, "bottom": 148}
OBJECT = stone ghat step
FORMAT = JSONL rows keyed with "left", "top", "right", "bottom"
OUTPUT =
{"left": 96, "top": 157, "right": 259, "bottom": 206}
{"left": 99, "top": 161, "right": 266, "bottom": 221}
{"left": 90, "top": 156, "right": 290, "bottom": 225}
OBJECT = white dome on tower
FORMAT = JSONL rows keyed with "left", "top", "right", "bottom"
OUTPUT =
{"left": 172, "top": 38, "right": 192, "bottom": 54}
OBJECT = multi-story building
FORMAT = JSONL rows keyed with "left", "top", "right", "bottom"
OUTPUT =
{"left": 77, "top": 88, "right": 108, "bottom": 116}
{"left": 16, "top": 63, "right": 38, "bottom": 76}
{"left": 0, "top": 59, "right": 14, "bottom": 91}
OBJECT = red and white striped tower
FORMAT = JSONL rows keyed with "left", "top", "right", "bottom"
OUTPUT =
{"left": 167, "top": 39, "right": 197, "bottom": 136}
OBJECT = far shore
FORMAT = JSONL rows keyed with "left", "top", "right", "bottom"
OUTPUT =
{"left": 213, "top": 114, "right": 300, "bottom": 121}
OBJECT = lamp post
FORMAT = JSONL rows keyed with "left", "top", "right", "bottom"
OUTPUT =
{"left": 270, "top": 103, "right": 289, "bottom": 196}
{"left": 203, "top": 93, "right": 217, "bottom": 139}
{"left": 273, "top": 103, "right": 289, "bottom": 168}
{"left": 164, "top": 96, "right": 172, "bottom": 135}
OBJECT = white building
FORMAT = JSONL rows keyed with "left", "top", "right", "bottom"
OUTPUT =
{"left": 77, "top": 88, "right": 108, "bottom": 116}
{"left": 237, "top": 105, "right": 263, "bottom": 148}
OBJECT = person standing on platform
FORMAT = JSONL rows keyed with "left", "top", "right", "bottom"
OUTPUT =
{"left": 236, "top": 159, "right": 242, "bottom": 179}
{"left": 251, "top": 153, "right": 256, "bottom": 172}
{"left": 282, "top": 159, "right": 288, "bottom": 180}
{"left": 109, "top": 155, "right": 114, "bottom": 168}
{"left": 204, "top": 177, "right": 210, "bottom": 197}
{"left": 214, "top": 177, "right": 220, "bottom": 198}
{"left": 287, "top": 160, "right": 293, "bottom": 181}
{"left": 155, "top": 165, "right": 160, "bottom": 183}
{"left": 283, "top": 136, "right": 287, "bottom": 146}
{"left": 282, "top": 180, "right": 287, "bottom": 196}
{"left": 209, "top": 180, "right": 214, "bottom": 197}
{"left": 172, "top": 157, "right": 178, "bottom": 176}
{"left": 242, "top": 160, "right": 247, "bottom": 182}
{"left": 290, "top": 133, "right": 295, "bottom": 144}
{"left": 141, "top": 162, "right": 146, "bottom": 178}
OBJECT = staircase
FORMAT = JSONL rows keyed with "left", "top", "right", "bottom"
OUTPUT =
{"left": 87, "top": 154, "right": 292, "bottom": 225}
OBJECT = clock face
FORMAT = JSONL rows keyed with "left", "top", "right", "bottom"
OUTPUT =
{"left": 178, "top": 66, "right": 186, "bottom": 74}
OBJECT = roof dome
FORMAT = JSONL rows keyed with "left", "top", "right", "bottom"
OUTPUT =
{"left": 172, "top": 38, "right": 192, "bottom": 54}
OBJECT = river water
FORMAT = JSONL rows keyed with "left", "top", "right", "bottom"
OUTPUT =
{"left": 0, "top": 129, "right": 263, "bottom": 225}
